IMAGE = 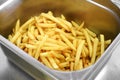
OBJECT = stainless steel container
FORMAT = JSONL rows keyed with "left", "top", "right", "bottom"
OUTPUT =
{"left": 0, "top": 0, "right": 120, "bottom": 80}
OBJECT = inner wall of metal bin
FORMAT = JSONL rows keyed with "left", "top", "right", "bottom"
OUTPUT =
{"left": 93, "top": 0, "right": 120, "bottom": 16}
{"left": 0, "top": 0, "right": 120, "bottom": 40}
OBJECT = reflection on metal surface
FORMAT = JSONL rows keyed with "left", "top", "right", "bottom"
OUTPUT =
{"left": 0, "top": 46, "right": 34, "bottom": 80}
{"left": 0, "top": 46, "right": 9, "bottom": 80}
{"left": 0, "top": 0, "right": 22, "bottom": 37}
{"left": 0, "top": 0, "right": 14, "bottom": 10}
{"left": 95, "top": 40, "right": 120, "bottom": 80}
{"left": 111, "top": 0, "right": 120, "bottom": 8}
{"left": 95, "top": 66, "right": 108, "bottom": 80}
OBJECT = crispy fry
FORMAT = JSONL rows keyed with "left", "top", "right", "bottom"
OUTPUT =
{"left": 83, "top": 29, "right": 92, "bottom": 57}
{"left": 28, "top": 48, "right": 33, "bottom": 56}
{"left": 28, "top": 31, "right": 36, "bottom": 40}
{"left": 41, "top": 13, "right": 70, "bottom": 31}
{"left": 60, "top": 34, "right": 76, "bottom": 51}
{"left": 16, "top": 35, "right": 22, "bottom": 46}
{"left": 59, "top": 62, "right": 69, "bottom": 68}
{"left": 70, "top": 62, "right": 74, "bottom": 71}
{"left": 91, "top": 38, "right": 99, "bottom": 64}
{"left": 15, "top": 19, "right": 20, "bottom": 33}
{"left": 86, "top": 28, "right": 96, "bottom": 37}
{"left": 74, "top": 40, "right": 85, "bottom": 70}
{"left": 78, "top": 59, "right": 83, "bottom": 70}
{"left": 100, "top": 34, "right": 105, "bottom": 55}
{"left": 82, "top": 48, "right": 86, "bottom": 58}
{"left": 40, "top": 56, "right": 53, "bottom": 69}
{"left": 83, "top": 46, "right": 89, "bottom": 57}
{"left": 35, "top": 35, "right": 48, "bottom": 59}
{"left": 40, "top": 52, "right": 51, "bottom": 57}
{"left": 77, "top": 21, "right": 84, "bottom": 31}
{"left": 37, "top": 23, "right": 56, "bottom": 28}
{"left": 54, "top": 57, "right": 60, "bottom": 64}
{"left": 47, "top": 56, "right": 59, "bottom": 69}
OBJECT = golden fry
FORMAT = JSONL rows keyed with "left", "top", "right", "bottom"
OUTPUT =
{"left": 78, "top": 59, "right": 83, "bottom": 70}
{"left": 86, "top": 28, "right": 96, "bottom": 37}
{"left": 47, "top": 56, "right": 59, "bottom": 69}
{"left": 16, "top": 35, "right": 22, "bottom": 46}
{"left": 83, "top": 29, "right": 92, "bottom": 57}
{"left": 100, "top": 34, "right": 105, "bottom": 55}
{"left": 60, "top": 34, "right": 76, "bottom": 51}
{"left": 40, "top": 56, "right": 53, "bottom": 69}
{"left": 37, "top": 23, "right": 56, "bottom": 28}
{"left": 15, "top": 19, "right": 20, "bottom": 33}
{"left": 59, "top": 62, "right": 69, "bottom": 68}
{"left": 35, "top": 35, "right": 48, "bottom": 59}
{"left": 91, "top": 38, "right": 99, "bottom": 64}
{"left": 70, "top": 62, "right": 74, "bottom": 71}
{"left": 74, "top": 40, "right": 85, "bottom": 70}
{"left": 41, "top": 13, "right": 70, "bottom": 31}
{"left": 77, "top": 21, "right": 84, "bottom": 31}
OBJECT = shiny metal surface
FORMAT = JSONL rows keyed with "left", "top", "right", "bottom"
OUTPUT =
{"left": 0, "top": 0, "right": 22, "bottom": 37}
{"left": 93, "top": 0, "right": 120, "bottom": 17}
{"left": 0, "top": 0, "right": 120, "bottom": 80}
{"left": 0, "top": 46, "right": 34, "bottom": 80}
{"left": 111, "top": 0, "right": 120, "bottom": 8}
{"left": 95, "top": 41, "right": 120, "bottom": 80}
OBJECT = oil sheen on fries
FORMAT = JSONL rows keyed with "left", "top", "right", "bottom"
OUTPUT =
{"left": 8, "top": 11, "right": 111, "bottom": 71}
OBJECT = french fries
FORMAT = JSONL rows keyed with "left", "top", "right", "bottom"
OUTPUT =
{"left": 8, "top": 11, "right": 111, "bottom": 71}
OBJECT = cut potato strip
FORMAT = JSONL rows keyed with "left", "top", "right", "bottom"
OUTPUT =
{"left": 83, "top": 29, "right": 92, "bottom": 57}
{"left": 100, "top": 34, "right": 105, "bottom": 55}
{"left": 74, "top": 40, "right": 85, "bottom": 70}
{"left": 91, "top": 38, "right": 99, "bottom": 64}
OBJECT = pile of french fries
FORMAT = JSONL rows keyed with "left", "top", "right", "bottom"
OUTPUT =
{"left": 8, "top": 11, "right": 111, "bottom": 71}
